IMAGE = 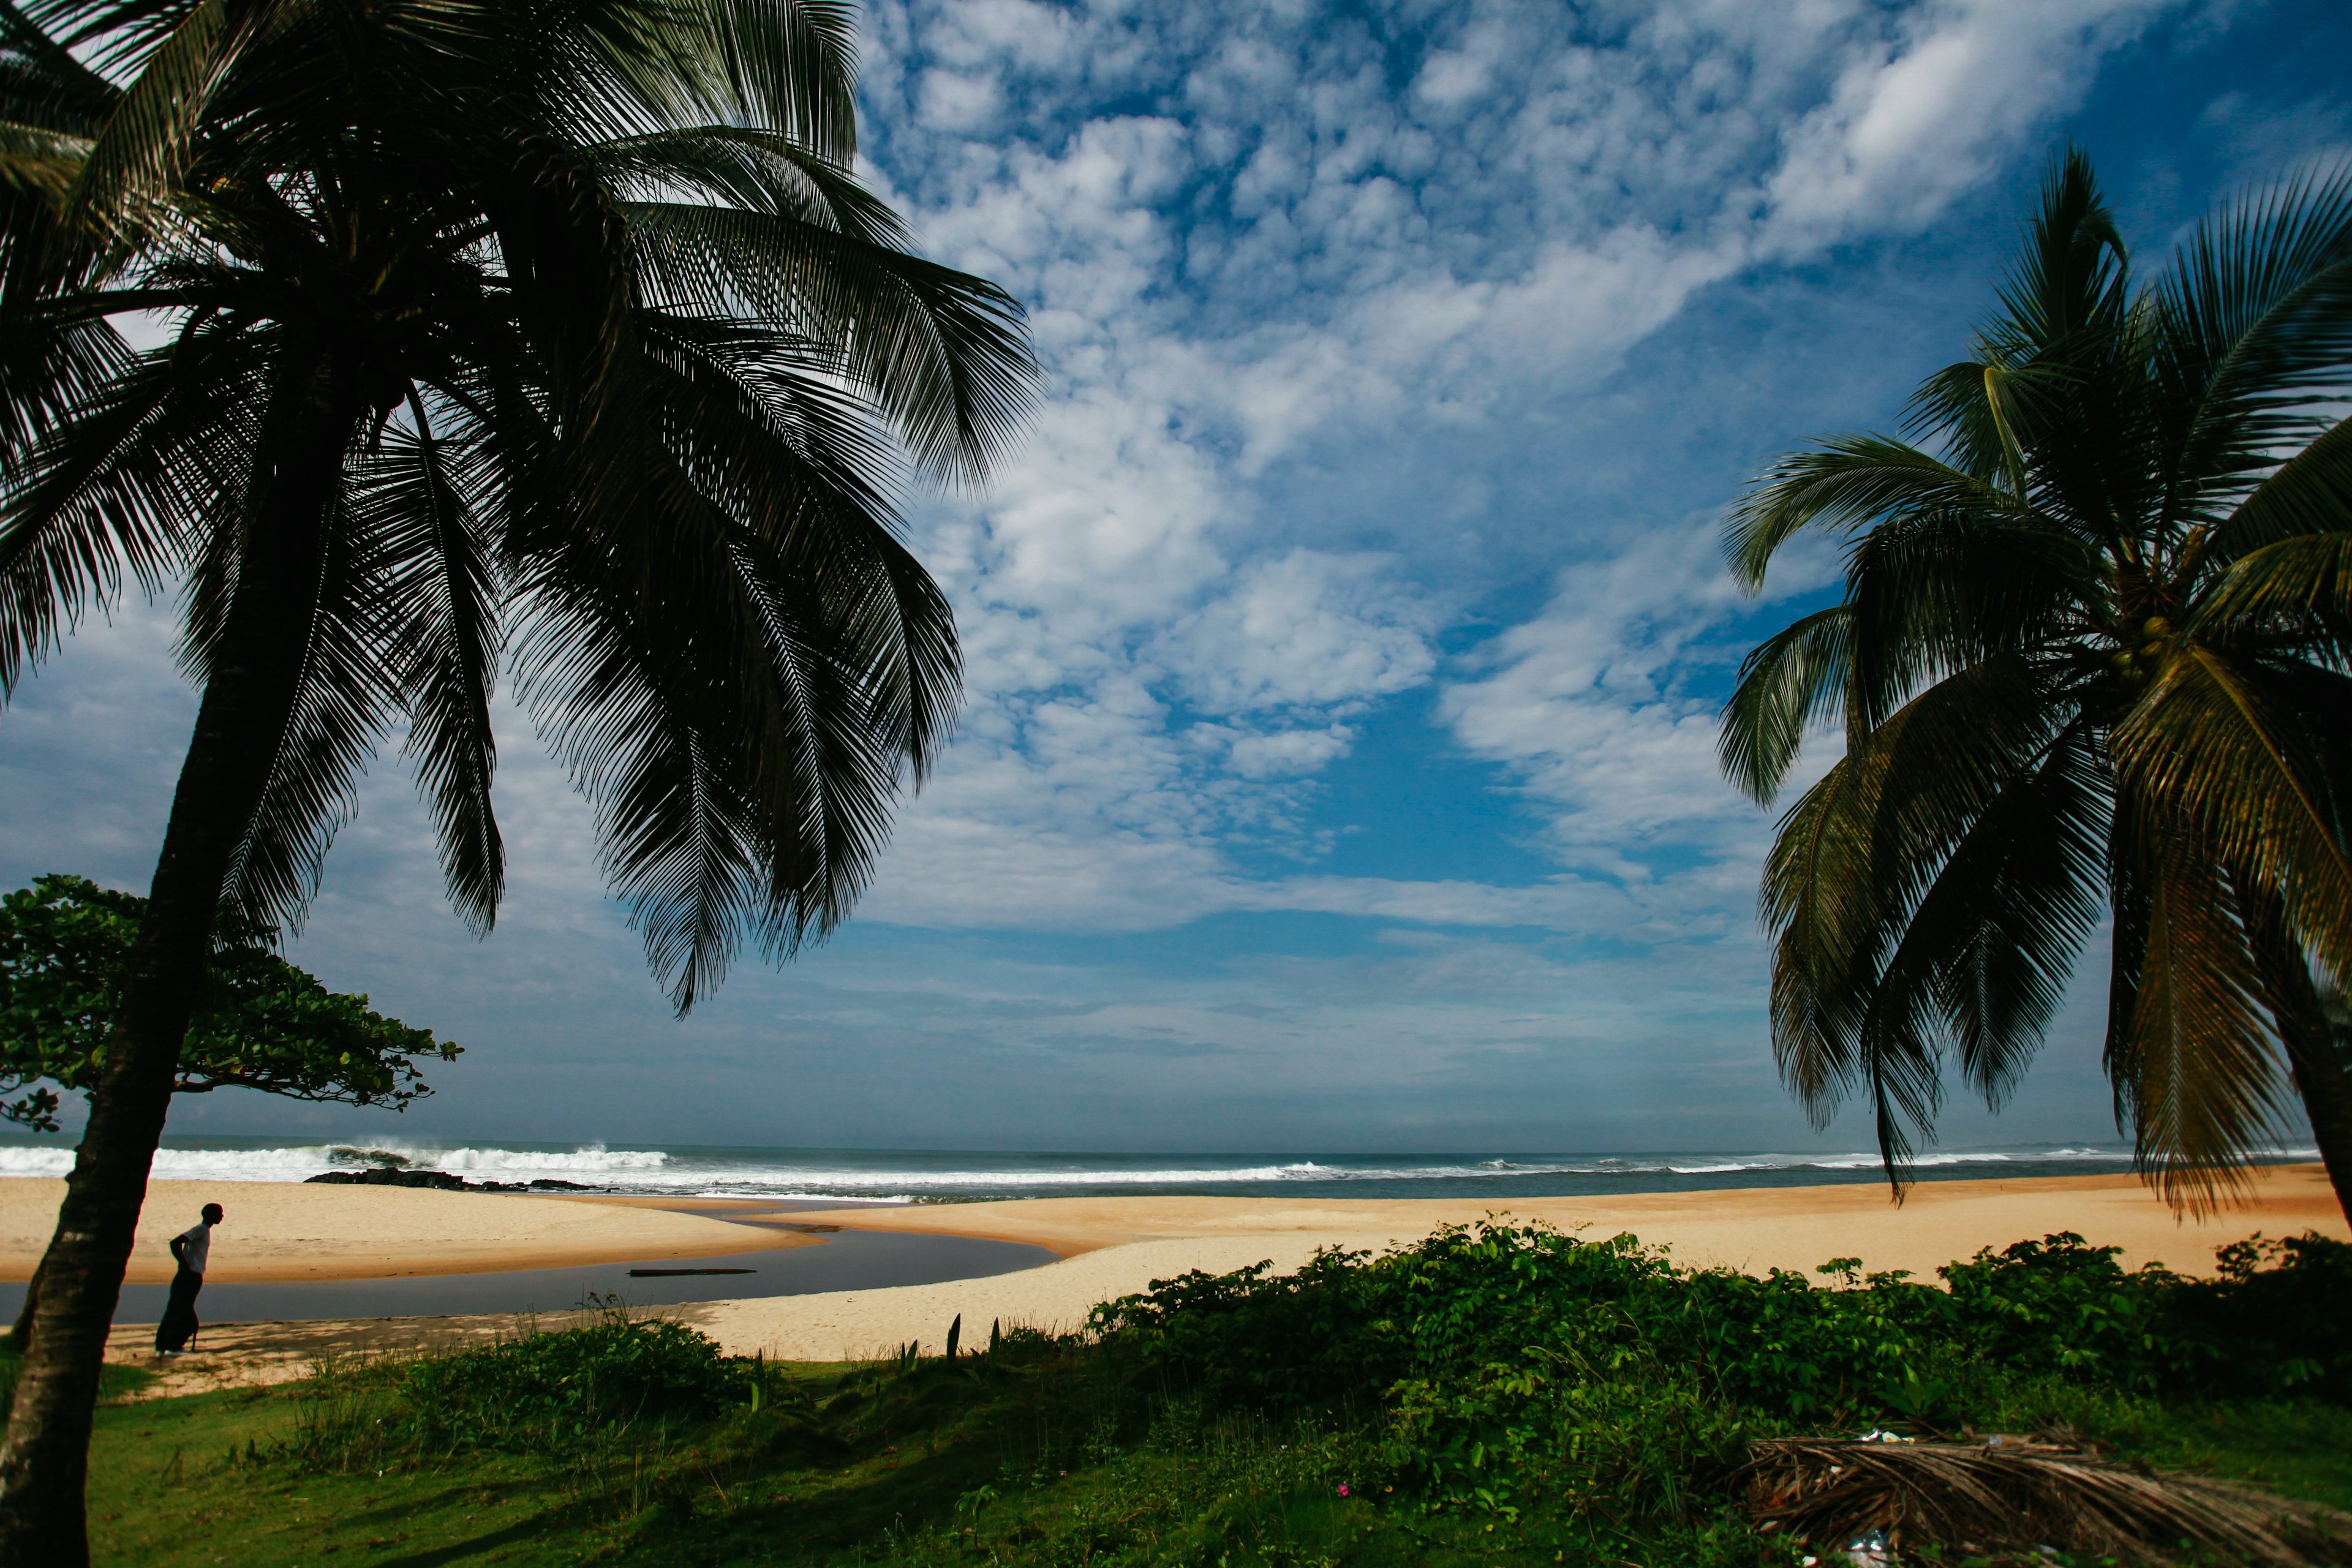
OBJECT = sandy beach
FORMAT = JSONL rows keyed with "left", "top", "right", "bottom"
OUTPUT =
{"left": 767, "top": 1164, "right": 2352, "bottom": 1268}
{"left": 0, "top": 1180, "right": 816, "bottom": 1283}
{"left": 690, "top": 1163, "right": 2350, "bottom": 1362}
{"left": 13, "top": 1162, "right": 2334, "bottom": 1392}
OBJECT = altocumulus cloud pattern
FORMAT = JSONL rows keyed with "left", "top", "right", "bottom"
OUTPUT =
{"left": 2, "top": 0, "right": 2346, "bottom": 1152}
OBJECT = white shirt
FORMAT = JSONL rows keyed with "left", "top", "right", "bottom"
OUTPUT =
{"left": 174, "top": 1221, "right": 212, "bottom": 1276}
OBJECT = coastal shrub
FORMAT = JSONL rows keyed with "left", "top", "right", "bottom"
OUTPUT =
{"left": 2163, "top": 1233, "right": 2352, "bottom": 1401}
{"left": 1088, "top": 1218, "right": 2352, "bottom": 1539}
{"left": 402, "top": 1312, "right": 746, "bottom": 1448}
{"left": 1099, "top": 1222, "right": 2352, "bottom": 1413}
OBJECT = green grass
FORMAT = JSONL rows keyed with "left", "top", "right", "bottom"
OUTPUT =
{"left": 69, "top": 1363, "right": 2352, "bottom": 1568}
{"left": 75, "top": 1351, "right": 1455, "bottom": 1568}
{"left": 58, "top": 1338, "right": 2352, "bottom": 1568}
{"left": 0, "top": 1346, "right": 156, "bottom": 1411}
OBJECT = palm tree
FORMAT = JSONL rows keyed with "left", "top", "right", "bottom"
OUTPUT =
{"left": 1719, "top": 152, "right": 2352, "bottom": 1229}
{"left": 0, "top": 0, "right": 1034, "bottom": 1554}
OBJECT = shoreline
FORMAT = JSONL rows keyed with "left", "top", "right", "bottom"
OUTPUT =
{"left": 754, "top": 1164, "right": 2352, "bottom": 1270}
{"left": 683, "top": 1162, "right": 2350, "bottom": 1364}
{"left": 10, "top": 1162, "right": 2343, "bottom": 1286}
{"left": 35, "top": 1163, "right": 2342, "bottom": 1393}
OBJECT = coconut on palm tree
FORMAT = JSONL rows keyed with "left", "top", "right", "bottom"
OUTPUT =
{"left": 0, "top": 0, "right": 1034, "bottom": 1555}
{"left": 1719, "top": 152, "right": 2352, "bottom": 1227}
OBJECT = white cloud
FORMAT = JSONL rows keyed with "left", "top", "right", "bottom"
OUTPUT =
{"left": 839, "top": 0, "right": 2187, "bottom": 934}
{"left": 1159, "top": 549, "right": 1434, "bottom": 714}
{"left": 1223, "top": 724, "right": 1354, "bottom": 779}
{"left": 1760, "top": 0, "right": 2167, "bottom": 251}
{"left": 0, "top": 0, "right": 2220, "bottom": 1150}
{"left": 20, "top": 0, "right": 2190, "bottom": 950}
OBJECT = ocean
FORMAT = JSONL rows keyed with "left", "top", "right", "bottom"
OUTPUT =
{"left": 1, "top": 1136, "right": 2306, "bottom": 1201}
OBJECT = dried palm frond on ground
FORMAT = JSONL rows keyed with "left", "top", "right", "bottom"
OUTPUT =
{"left": 1740, "top": 1436, "right": 2352, "bottom": 1566}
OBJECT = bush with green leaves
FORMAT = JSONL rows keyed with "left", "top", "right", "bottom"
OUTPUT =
{"left": 400, "top": 1312, "right": 748, "bottom": 1449}
{"left": 1102, "top": 1221, "right": 2350, "bottom": 1411}
{"left": 1090, "top": 1218, "right": 2352, "bottom": 1537}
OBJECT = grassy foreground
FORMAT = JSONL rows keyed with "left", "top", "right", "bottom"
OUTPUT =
{"left": 23, "top": 1223, "right": 2352, "bottom": 1567}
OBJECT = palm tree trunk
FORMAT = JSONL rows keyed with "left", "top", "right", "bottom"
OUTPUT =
{"left": 2243, "top": 890, "right": 2352, "bottom": 1227}
{"left": 0, "top": 348, "right": 360, "bottom": 1567}
{"left": 2283, "top": 1023, "right": 2352, "bottom": 1228}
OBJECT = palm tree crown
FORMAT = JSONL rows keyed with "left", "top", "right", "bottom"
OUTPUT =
{"left": 1, "top": 0, "right": 1035, "bottom": 1006}
{"left": 1720, "top": 152, "right": 2352, "bottom": 1219}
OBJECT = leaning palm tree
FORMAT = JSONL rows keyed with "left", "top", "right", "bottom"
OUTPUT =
{"left": 0, "top": 0, "right": 1033, "bottom": 1555}
{"left": 1719, "top": 152, "right": 2352, "bottom": 1229}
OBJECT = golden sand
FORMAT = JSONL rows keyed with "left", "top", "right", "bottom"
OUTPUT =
{"left": 689, "top": 1164, "right": 2348, "bottom": 1362}
{"left": 0, "top": 1178, "right": 815, "bottom": 1283}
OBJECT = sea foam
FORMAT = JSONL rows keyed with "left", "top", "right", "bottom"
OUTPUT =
{"left": 0, "top": 1141, "right": 2316, "bottom": 1199}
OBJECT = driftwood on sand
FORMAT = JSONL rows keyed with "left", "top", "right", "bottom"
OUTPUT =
{"left": 1740, "top": 1434, "right": 2352, "bottom": 1566}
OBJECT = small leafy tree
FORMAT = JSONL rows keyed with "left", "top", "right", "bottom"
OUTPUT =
{"left": 1, "top": 873, "right": 456, "bottom": 1133}
{"left": 2, "top": 872, "right": 456, "bottom": 1345}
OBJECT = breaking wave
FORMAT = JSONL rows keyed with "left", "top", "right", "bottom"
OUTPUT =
{"left": 0, "top": 1141, "right": 2319, "bottom": 1199}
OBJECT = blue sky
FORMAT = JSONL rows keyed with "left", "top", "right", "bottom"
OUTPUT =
{"left": 3, "top": 0, "right": 2347, "bottom": 1153}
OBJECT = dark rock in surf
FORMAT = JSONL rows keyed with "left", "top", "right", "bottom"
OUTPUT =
{"left": 307, "top": 1167, "right": 471, "bottom": 1190}
{"left": 304, "top": 1169, "right": 598, "bottom": 1193}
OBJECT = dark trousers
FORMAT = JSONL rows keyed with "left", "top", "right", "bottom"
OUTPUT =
{"left": 156, "top": 1269, "right": 203, "bottom": 1352}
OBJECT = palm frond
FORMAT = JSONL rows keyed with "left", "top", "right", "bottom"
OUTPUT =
{"left": 679, "top": 0, "right": 859, "bottom": 162}
{"left": 2111, "top": 646, "right": 2352, "bottom": 983}
{"left": 597, "top": 126, "right": 905, "bottom": 238}
{"left": 197, "top": 459, "right": 400, "bottom": 939}
{"left": 0, "top": 0, "right": 120, "bottom": 136}
{"left": 1743, "top": 1435, "right": 2352, "bottom": 1566}
{"left": 1723, "top": 437, "right": 2026, "bottom": 594}
{"left": 1763, "top": 657, "right": 2059, "bottom": 1133}
{"left": 1855, "top": 721, "right": 2111, "bottom": 1186}
{"left": 1719, "top": 605, "right": 1848, "bottom": 805}
{"left": 2193, "top": 526, "right": 2352, "bottom": 652}
{"left": 1764, "top": 756, "right": 1875, "bottom": 1126}
{"left": 361, "top": 404, "right": 505, "bottom": 933}
{"left": 0, "top": 293, "right": 130, "bottom": 476}
{"left": 2202, "top": 414, "right": 2352, "bottom": 569}
{"left": 624, "top": 199, "right": 1036, "bottom": 486}
{"left": 2155, "top": 161, "right": 2352, "bottom": 532}
{"left": 1838, "top": 507, "right": 2095, "bottom": 737}
{"left": 62, "top": 0, "right": 257, "bottom": 243}
{"left": 0, "top": 318, "right": 254, "bottom": 692}
{"left": 1981, "top": 149, "right": 2132, "bottom": 358}
{"left": 510, "top": 311, "right": 962, "bottom": 1008}
{"left": 536, "top": 0, "right": 859, "bottom": 161}
{"left": 633, "top": 309, "right": 959, "bottom": 772}
{"left": 2108, "top": 813, "right": 2291, "bottom": 1213}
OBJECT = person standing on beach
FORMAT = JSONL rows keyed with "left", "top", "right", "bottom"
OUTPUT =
{"left": 154, "top": 1204, "right": 223, "bottom": 1355}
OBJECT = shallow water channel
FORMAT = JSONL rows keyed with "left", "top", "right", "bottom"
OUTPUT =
{"left": 0, "top": 1224, "right": 1055, "bottom": 1324}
